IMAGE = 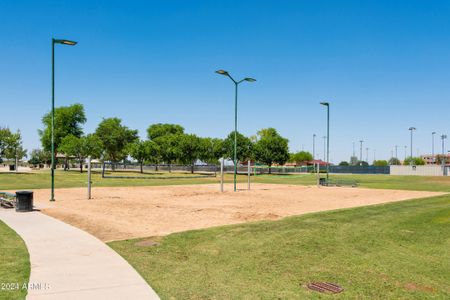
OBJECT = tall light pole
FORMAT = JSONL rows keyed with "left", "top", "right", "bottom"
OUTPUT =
{"left": 395, "top": 145, "right": 398, "bottom": 158}
{"left": 404, "top": 145, "right": 407, "bottom": 160}
{"left": 408, "top": 127, "right": 416, "bottom": 159}
{"left": 432, "top": 132, "right": 436, "bottom": 164}
{"left": 312, "top": 134, "right": 316, "bottom": 159}
{"left": 322, "top": 136, "right": 326, "bottom": 162}
{"left": 320, "top": 102, "right": 330, "bottom": 181}
{"left": 359, "top": 140, "right": 364, "bottom": 162}
{"left": 365, "top": 147, "right": 369, "bottom": 163}
{"left": 51, "top": 38, "right": 77, "bottom": 202}
{"left": 216, "top": 70, "right": 255, "bottom": 192}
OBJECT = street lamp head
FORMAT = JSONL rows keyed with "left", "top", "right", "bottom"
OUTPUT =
{"left": 409, "top": 127, "right": 416, "bottom": 131}
{"left": 215, "top": 69, "right": 229, "bottom": 76}
{"left": 432, "top": 131, "right": 436, "bottom": 135}
{"left": 320, "top": 102, "right": 329, "bottom": 106}
{"left": 442, "top": 135, "right": 448, "bottom": 139}
{"left": 243, "top": 77, "right": 256, "bottom": 82}
{"left": 54, "top": 39, "right": 77, "bottom": 46}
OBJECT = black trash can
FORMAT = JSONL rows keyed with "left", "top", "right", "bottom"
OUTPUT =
{"left": 9, "top": 165, "right": 15, "bottom": 171}
{"left": 15, "top": 191, "right": 33, "bottom": 212}
{"left": 319, "top": 178, "right": 327, "bottom": 186}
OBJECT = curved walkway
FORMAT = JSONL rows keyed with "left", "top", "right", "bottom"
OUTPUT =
{"left": 0, "top": 209, "right": 159, "bottom": 300}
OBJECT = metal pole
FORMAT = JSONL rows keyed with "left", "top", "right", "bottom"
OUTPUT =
{"left": 323, "top": 136, "right": 326, "bottom": 162}
{"left": 234, "top": 82, "right": 238, "bottom": 192}
{"left": 51, "top": 39, "right": 55, "bottom": 201}
{"left": 410, "top": 130, "right": 413, "bottom": 158}
{"left": 87, "top": 156, "right": 92, "bottom": 199}
{"left": 365, "top": 147, "right": 369, "bottom": 163}
{"left": 247, "top": 160, "right": 250, "bottom": 190}
{"left": 432, "top": 132, "right": 436, "bottom": 163}
{"left": 220, "top": 158, "right": 224, "bottom": 192}
{"left": 395, "top": 145, "right": 398, "bottom": 158}
{"left": 326, "top": 105, "right": 329, "bottom": 181}
{"left": 312, "top": 134, "right": 316, "bottom": 159}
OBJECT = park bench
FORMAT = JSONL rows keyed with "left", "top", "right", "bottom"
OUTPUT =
{"left": 0, "top": 192, "right": 16, "bottom": 209}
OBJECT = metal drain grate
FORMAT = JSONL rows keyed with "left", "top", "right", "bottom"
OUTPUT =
{"left": 307, "top": 282, "right": 344, "bottom": 294}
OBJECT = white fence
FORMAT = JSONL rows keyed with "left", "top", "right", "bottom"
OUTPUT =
{"left": 390, "top": 165, "right": 447, "bottom": 176}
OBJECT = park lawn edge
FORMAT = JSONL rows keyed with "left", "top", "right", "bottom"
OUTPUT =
{"left": 109, "top": 194, "right": 450, "bottom": 299}
{"left": 0, "top": 220, "right": 31, "bottom": 300}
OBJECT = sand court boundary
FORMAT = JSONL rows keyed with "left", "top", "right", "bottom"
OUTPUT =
{"left": 25, "top": 183, "right": 445, "bottom": 241}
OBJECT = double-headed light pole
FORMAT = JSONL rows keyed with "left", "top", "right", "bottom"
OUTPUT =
{"left": 51, "top": 38, "right": 77, "bottom": 201}
{"left": 320, "top": 102, "right": 330, "bottom": 181}
{"left": 216, "top": 70, "right": 256, "bottom": 192}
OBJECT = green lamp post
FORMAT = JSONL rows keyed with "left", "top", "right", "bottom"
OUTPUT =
{"left": 51, "top": 38, "right": 77, "bottom": 201}
{"left": 320, "top": 102, "right": 330, "bottom": 181}
{"left": 215, "top": 70, "right": 256, "bottom": 192}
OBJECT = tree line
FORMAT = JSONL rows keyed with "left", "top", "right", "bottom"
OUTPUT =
{"left": 25, "top": 103, "right": 312, "bottom": 173}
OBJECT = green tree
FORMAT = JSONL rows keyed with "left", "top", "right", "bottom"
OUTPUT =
{"left": 95, "top": 118, "right": 138, "bottom": 164}
{"left": 0, "top": 127, "right": 13, "bottom": 157}
{"left": 3, "top": 130, "right": 27, "bottom": 170}
{"left": 223, "top": 131, "right": 254, "bottom": 163}
{"left": 403, "top": 157, "right": 425, "bottom": 166}
{"left": 153, "top": 134, "right": 182, "bottom": 170}
{"left": 28, "top": 149, "right": 51, "bottom": 167}
{"left": 339, "top": 161, "right": 349, "bottom": 166}
{"left": 38, "top": 103, "right": 86, "bottom": 153}
{"left": 178, "top": 134, "right": 202, "bottom": 173}
{"left": 147, "top": 123, "right": 184, "bottom": 140}
{"left": 388, "top": 157, "right": 401, "bottom": 165}
{"left": 253, "top": 128, "right": 289, "bottom": 173}
{"left": 59, "top": 134, "right": 103, "bottom": 172}
{"left": 356, "top": 160, "right": 369, "bottom": 167}
{"left": 289, "top": 151, "right": 313, "bottom": 165}
{"left": 128, "top": 140, "right": 160, "bottom": 173}
{"left": 198, "top": 138, "right": 225, "bottom": 164}
{"left": 373, "top": 160, "right": 388, "bottom": 166}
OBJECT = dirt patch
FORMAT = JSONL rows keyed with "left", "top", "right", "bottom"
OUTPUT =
{"left": 27, "top": 183, "right": 444, "bottom": 242}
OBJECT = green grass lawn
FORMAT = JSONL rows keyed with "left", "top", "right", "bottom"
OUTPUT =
{"left": 2, "top": 170, "right": 450, "bottom": 192}
{"left": 109, "top": 194, "right": 450, "bottom": 299}
{"left": 0, "top": 221, "right": 30, "bottom": 300}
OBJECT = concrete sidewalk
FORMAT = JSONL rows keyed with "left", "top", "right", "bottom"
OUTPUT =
{"left": 0, "top": 209, "right": 159, "bottom": 300}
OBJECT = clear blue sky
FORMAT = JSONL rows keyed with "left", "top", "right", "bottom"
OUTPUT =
{"left": 1, "top": 0, "right": 449, "bottom": 163}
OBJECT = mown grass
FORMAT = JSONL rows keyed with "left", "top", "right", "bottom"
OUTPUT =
{"left": 0, "top": 221, "right": 30, "bottom": 300}
{"left": 109, "top": 194, "right": 450, "bottom": 299}
{"left": 2, "top": 170, "right": 450, "bottom": 192}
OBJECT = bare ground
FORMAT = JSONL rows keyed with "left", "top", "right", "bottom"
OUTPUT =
{"left": 27, "top": 183, "right": 444, "bottom": 241}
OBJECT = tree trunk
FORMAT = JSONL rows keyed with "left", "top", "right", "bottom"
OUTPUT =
{"left": 268, "top": 164, "right": 271, "bottom": 174}
{"left": 140, "top": 162, "right": 143, "bottom": 174}
{"left": 79, "top": 157, "right": 83, "bottom": 173}
{"left": 191, "top": 163, "right": 194, "bottom": 174}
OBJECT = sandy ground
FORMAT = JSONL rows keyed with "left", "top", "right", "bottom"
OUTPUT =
{"left": 26, "top": 183, "right": 444, "bottom": 242}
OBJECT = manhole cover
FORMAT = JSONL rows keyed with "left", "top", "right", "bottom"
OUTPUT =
{"left": 307, "top": 282, "right": 343, "bottom": 294}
